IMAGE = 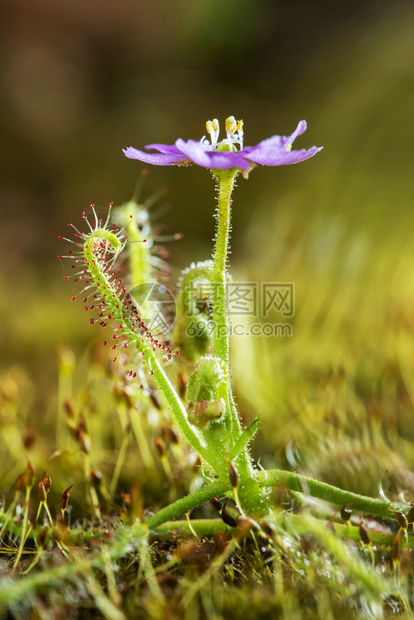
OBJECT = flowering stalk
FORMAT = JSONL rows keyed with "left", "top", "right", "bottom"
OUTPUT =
{"left": 209, "top": 168, "right": 244, "bottom": 446}
{"left": 207, "top": 183, "right": 268, "bottom": 512}
{"left": 211, "top": 167, "right": 237, "bottom": 365}
{"left": 121, "top": 116, "right": 323, "bottom": 513}
{"left": 194, "top": 158, "right": 275, "bottom": 517}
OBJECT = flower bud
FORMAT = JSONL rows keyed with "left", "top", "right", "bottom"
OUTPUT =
{"left": 155, "top": 438, "right": 167, "bottom": 458}
{"left": 16, "top": 473, "right": 26, "bottom": 493}
{"left": 22, "top": 426, "right": 36, "bottom": 450}
{"left": 60, "top": 484, "right": 73, "bottom": 514}
{"left": 210, "top": 497, "right": 223, "bottom": 513}
{"left": 236, "top": 516, "right": 259, "bottom": 537}
{"left": 185, "top": 356, "right": 227, "bottom": 429}
{"left": 40, "top": 472, "right": 52, "bottom": 495}
{"left": 224, "top": 456, "right": 239, "bottom": 490}
{"left": 162, "top": 426, "right": 179, "bottom": 445}
{"left": 149, "top": 390, "right": 163, "bottom": 410}
{"left": 192, "top": 455, "right": 201, "bottom": 473}
{"left": 407, "top": 504, "right": 414, "bottom": 523}
{"left": 90, "top": 469, "right": 103, "bottom": 487}
{"left": 113, "top": 385, "right": 133, "bottom": 408}
{"left": 392, "top": 530, "right": 403, "bottom": 566}
{"left": 221, "top": 503, "right": 237, "bottom": 528}
{"left": 78, "top": 431, "right": 91, "bottom": 454}
{"left": 121, "top": 490, "right": 131, "bottom": 506}
{"left": 77, "top": 413, "right": 88, "bottom": 435}
{"left": 174, "top": 315, "right": 211, "bottom": 362}
{"left": 187, "top": 398, "right": 225, "bottom": 429}
{"left": 37, "top": 481, "right": 47, "bottom": 503}
{"left": 38, "top": 527, "right": 48, "bottom": 548}
{"left": 359, "top": 522, "right": 371, "bottom": 546}
{"left": 173, "top": 262, "right": 214, "bottom": 362}
{"left": 64, "top": 398, "right": 76, "bottom": 419}
{"left": 260, "top": 521, "right": 277, "bottom": 539}
{"left": 388, "top": 509, "right": 408, "bottom": 530}
{"left": 340, "top": 502, "right": 355, "bottom": 523}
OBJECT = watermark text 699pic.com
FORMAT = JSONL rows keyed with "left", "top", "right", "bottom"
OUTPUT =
{"left": 127, "top": 281, "right": 295, "bottom": 338}
{"left": 185, "top": 319, "right": 293, "bottom": 338}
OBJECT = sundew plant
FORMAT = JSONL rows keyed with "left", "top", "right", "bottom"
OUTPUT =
{"left": 1, "top": 117, "right": 414, "bottom": 619}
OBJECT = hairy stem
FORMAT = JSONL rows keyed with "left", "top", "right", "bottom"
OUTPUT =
{"left": 146, "top": 479, "right": 230, "bottom": 529}
{"left": 258, "top": 469, "right": 405, "bottom": 520}
{"left": 145, "top": 467, "right": 406, "bottom": 529}
{"left": 210, "top": 169, "right": 267, "bottom": 512}
{"left": 211, "top": 169, "right": 238, "bottom": 366}
{"left": 149, "top": 357, "right": 209, "bottom": 460}
{"left": 211, "top": 169, "right": 245, "bottom": 444}
{"left": 153, "top": 517, "right": 410, "bottom": 550}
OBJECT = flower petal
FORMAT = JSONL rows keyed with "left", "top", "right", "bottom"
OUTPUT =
{"left": 145, "top": 143, "right": 182, "bottom": 154}
{"left": 124, "top": 120, "right": 321, "bottom": 170}
{"left": 244, "top": 146, "right": 323, "bottom": 166}
{"left": 123, "top": 147, "right": 187, "bottom": 166}
{"left": 284, "top": 119, "right": 308, "bottom": 146}
{"left": 242, "top": 120, "right": 308, "bottom": 153}
{"left": 175, "top": 139, "right": 250, "bottom": 169}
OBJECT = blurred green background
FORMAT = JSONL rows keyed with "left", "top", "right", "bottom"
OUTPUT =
{"left": 2, "top": 0, "right": 414, "bottom": 493}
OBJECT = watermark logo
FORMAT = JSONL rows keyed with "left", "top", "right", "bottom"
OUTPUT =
{"left": 262, "top": 283, "right": 295, "bottom": 318}
{"left": 126, "top": 281, "right": 295, "bottom": 338}
{"left": 127, "top": 282, "right": 176, "bottom": 335}
{"left": 184, "top": 281, "right": 295, "bottom": 338}
{"left": 228, "top": 282, "right": 258, "bottom": 316}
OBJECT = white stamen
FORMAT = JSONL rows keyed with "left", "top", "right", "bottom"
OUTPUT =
{"left": 204, "top": 116, "right": 244, "bottom": 151}
{"left": 200, "top": 136, "right": 212, "bottom": 149}
{"left": 237, "top": 120, "right": 244, "bottom": 150}
{"left": 206, "top": 119, "right": 220, "bottom": 149}
{"left": 225, "top": 116, "right": 238, "bottom": 140}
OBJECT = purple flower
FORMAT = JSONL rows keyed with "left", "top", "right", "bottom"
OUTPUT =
{"left": 123, "top": 117, "right": 322, "bottom": 171}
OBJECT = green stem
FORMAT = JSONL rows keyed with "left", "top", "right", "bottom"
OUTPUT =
{"left": 208, "top": 169, "right": 269, "bottom": 512}
{"left": 210, "top": 170, "right": 267, "bottom": 511}
{"left": 211, "top": 169, "right": 238, "bottom": 365}
{"left": 150, "top": 358, "right": 209, "bottom": 462}
{"left": 258, "top": 469, "right": 405, "bottom": 520}
{"left": 152, "top": 517, "right": 411, "bottom": 549}
{"left": 146, "top": 479, "right": 230, "bottom": 529}
{"left": 211, "top": 169, "right": 243, "bottom": 442}
{"left": 1, "top": 469, "right": 408, "bottom": 557}
{"left": 2, "top": 471, "right": 404, "bottom": 542}
{"left": 145, "top": 467, "right": 407, "bottom": 530}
